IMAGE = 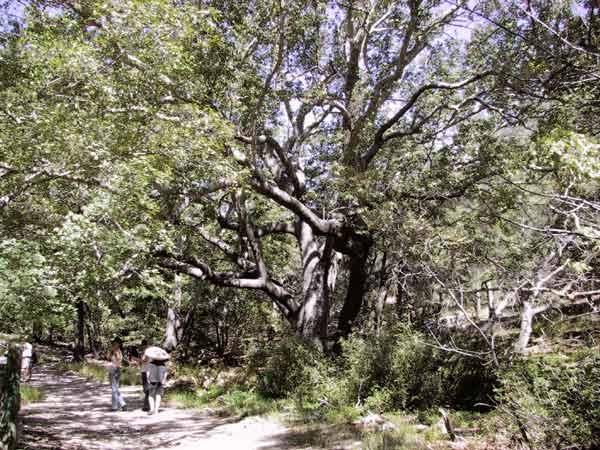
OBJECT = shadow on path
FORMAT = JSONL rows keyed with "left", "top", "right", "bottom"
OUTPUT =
{"left": 20, "top": 364, "right": 290, "bottom": 450}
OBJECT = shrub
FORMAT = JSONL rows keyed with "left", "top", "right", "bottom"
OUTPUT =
{"left": 340, "top": 325, "right": 442, "bottom": 410}
{"left": 434, "top": 348, "right": 496, "bottom": 410}
{"left": 249, "top": 327, "right": 496, "bottom": 420}
{"left": 20, "top": 384, "right": 44, "bottom": 405}
{"left": 338, "top": 325, "right": 497, "bottom": 412}
{"left": 496, "top": 348, "right": 600, "bottom": 449}
{"left": 254, "top": 337, "right": 322, "bottom": 398}
{"left": 249, "top": 337, "right": 356, "bottom": 423}
{"left": 219, "top": 389, "right": 277, "bottom": 416}
{"left": 165, "top": 389, "right": 204, "bottom": 409}
{"left": 364, "top": 387, "right": 394, "bottom": 413}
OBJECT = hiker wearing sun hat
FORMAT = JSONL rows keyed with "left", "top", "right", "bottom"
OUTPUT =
{"left": 143, "top": 346, "right": 170, "bottom": 415}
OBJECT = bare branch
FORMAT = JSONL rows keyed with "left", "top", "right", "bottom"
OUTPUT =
{"left": 256, "top": 221, "right": 296, "bottom": 237}
{"left": 235, "top": 190, "right": 268, "bottom": 279}
{"left": 157, "top": 253, "right": 298, "bottom": 317}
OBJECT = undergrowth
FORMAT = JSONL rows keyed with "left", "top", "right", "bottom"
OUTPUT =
{"left": 20, "top": 384, "right": 45, "bottom": 405}
{"left": 165, "top": 383, "right": 281, "bottom": 417}
{"left": 60, "top": 362, "right": 140, "bottom": 386}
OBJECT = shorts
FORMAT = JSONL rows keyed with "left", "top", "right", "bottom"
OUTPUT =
{"left": 149, "top": 382, "right": 164, "bottom": 397}
{"left": 21, "top": 357, "right": 32, "bottom": 370}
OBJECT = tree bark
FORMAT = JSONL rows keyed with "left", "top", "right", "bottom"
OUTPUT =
{"left": 295, "top": 221, "right": 337, "bottom": 348}
{"left": 514, "top": 300, "right": 549, "bottom": 354}
{"left": 337, "top": 234, "right": 373, "bottom": 337}
{"left": 374, "top": 252, "right": 388, "bottom": 337}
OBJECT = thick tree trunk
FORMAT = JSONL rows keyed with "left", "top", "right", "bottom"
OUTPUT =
{"left": 73, "top": 299, "right": 85, "bottom": 362}
{"left": 295, "top": 221, "right": 338, "bottom": 348}
{"left": 337, "top": 234, "right": 372, "bottom": 337}
{"left": 164, "top": 274, "right": 183, "bottom": 352}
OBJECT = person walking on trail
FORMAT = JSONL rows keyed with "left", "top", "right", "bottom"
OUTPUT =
{"left": 147, "top": 359, "right": 168, "bottom": 415}
{"left": 21, "top": 340, "right": 33, "bottom": 381}
{"left": 108, "top": 339, "right": 127, "bottom": 412}
{"left": 140, "top": 339, "right": 151, "bottom": 412}
{"left": 143, "top": 346, "right": 169, "bottom": 415}
{"left": 21, "top": 340, "right": 34, "bottom": 381}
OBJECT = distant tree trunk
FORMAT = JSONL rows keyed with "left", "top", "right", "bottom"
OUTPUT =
{"left": 514, "top": 300, "right": 549, "bottom": 353}
{"left": 85, "top": 322, "right": 96, "bottom": 355}
{"left": 32, "top": 321, "right": 42, "bottom": 343}
{"left": 88, "top": 305, "right": 101, "bottom": 355}
{"left": 47, "top": 327, "right": 55, "bottom": 345}
{"left": 395, "top": 284, "right": 406, "bottom": 320}
{"left": 73, "top": 299, "right": 85, "bottom": 362}
{"left": 178, "top": 302, "right": 197, "bottom": 359}
{"left": 374, "top": 252, "right": 388, "bottom": 337}
{"left": 164, "top": 274, "right": 183, "bottom": 352}
{"left": 485, "top": 281, "right": 496, "bottom": 321}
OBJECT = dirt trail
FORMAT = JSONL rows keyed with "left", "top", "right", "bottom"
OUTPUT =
{"left": 20, "top": 364, "right": 294, "bottom": 450}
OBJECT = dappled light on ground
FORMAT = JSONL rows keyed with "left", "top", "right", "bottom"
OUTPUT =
{"left": 20, "top": 365, "right": 291, "bottom": 450}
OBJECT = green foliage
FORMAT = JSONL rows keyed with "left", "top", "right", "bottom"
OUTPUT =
{"left": 363, "top": 388, "right": 394, "bottom": 414}
{"left": 218, "top": 389, "right": 277, "bottom": 417}
{"left": 536, "top": 131, "right": 600, "bottom": 183}
{"left": 338, "top": 326, "right": 497, "bottom": 412}
{"left": 253, "top": 337, "right": 322, "bottom": 399}
{"left": 0, "top": 6, "right": 598, "bottom": 450}
{"left": 165, "top": 378, "right": 280, "bottom": 417}
{"left": 339, "top": 326, "right": 441, "bottom": 410}
{"left": 20, "top": 385, "right": 44, "bottom": 405}
{"left": 164, "top": 389, "right": 202, "bottom": 409}
{"left": 0, "top": 240, "right": 65, "bottom": 337}
{"left": 496, "top": 349, "right": 600, "bottom": 449}
{"left": 247, "top": 326, "right": 496, "bottom": 425}
{"left": 62, "top": 362, "right": 140, "bottom": 386}
{"left": 248, "top": 338, "right": 356, "bottom": 423}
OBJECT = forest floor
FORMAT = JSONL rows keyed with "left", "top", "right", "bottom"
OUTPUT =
{"left": 19, "top": 361, "right": 358, "bottom": 450}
